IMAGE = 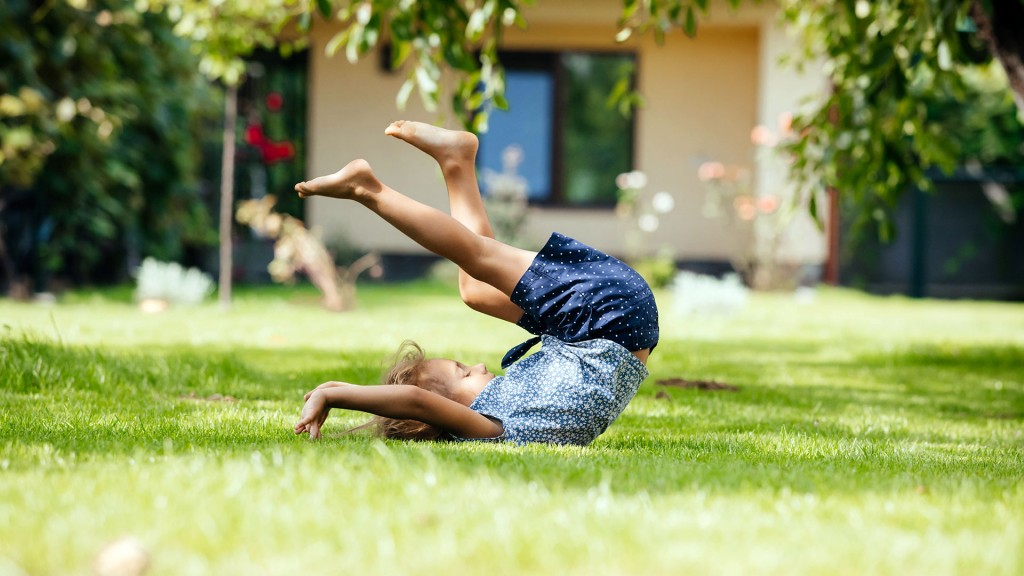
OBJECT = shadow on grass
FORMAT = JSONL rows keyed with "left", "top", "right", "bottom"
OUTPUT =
{"left": 754, "top": 344, "right": 1024, "bottom": 422}
{"left": 0, "top": 336, "right": 390, "bottom": 400}
{"left": 3, "top": 337, "right": 1022, "bottom": 496}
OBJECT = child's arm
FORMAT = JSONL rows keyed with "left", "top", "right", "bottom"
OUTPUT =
{"left": 294, "top": 382, "right": 503, "bottom": 440}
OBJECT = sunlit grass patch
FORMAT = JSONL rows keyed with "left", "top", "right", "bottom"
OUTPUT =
{"left": 1, "top": 284, "right": 1022, "bottom": 574}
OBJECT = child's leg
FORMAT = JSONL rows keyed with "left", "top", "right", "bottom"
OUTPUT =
{"left": 385, "top": 121, "right": 493, "bottom": 237}
{"left": 295, "top": 159, "right": 534, "bottom": 296}
{"left": 384, "top": 121, "right": 528, "bottom": 323}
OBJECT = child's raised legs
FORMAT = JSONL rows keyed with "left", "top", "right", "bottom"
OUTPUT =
{"left": 385, "top": 121, "right": 525, "bottom": 323}
{"left": 384, "top": 120, "right": 493, "bottom": 239}
{"left": 295, "top": 158, "right": 534, "bottom": 297}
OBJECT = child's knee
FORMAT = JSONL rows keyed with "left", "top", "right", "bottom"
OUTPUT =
{"left": 458, "top": 279, "right": 487, "bottom": 312}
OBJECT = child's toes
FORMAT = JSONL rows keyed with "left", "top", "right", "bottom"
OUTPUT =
{"left": 385, "top": 120, "right": 405, "bottom": 136}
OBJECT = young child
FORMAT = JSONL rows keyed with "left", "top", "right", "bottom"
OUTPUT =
{"left": 293, "top": 121, "right": 659, "bottom": 446}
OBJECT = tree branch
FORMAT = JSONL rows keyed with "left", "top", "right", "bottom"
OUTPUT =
{"left": 971, "top": 0, "right": 1024, "bottom": 114}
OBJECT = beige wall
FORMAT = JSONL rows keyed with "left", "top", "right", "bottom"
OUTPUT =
{"left": 305, "top": 1, "right": 825, "bottom": 264}
{"left": 756, "top": 16, "right": 829, "bottom": 265}
{"left": 305, "top": 25, "right": 448, "bottom": 253}
{"left": 632, "top": 27, "right": 759, "bottom": 260}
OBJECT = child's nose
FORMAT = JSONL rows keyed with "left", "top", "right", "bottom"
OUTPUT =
{"left": 471, "top": 363, "right": 487, "bottom": 374}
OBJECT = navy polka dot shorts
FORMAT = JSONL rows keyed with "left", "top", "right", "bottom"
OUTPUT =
{"left": 501, "top": 232, "right": 660, "bottom": 368}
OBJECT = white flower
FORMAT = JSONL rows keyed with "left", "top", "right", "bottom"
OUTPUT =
{"left": 652, "top": 191, "right": 674, "bottom": 214}
{"left": 615, "top": 170, "right": 648, "bottom": 190}
{"left": 628, "top": 170, "right": 648, "bottom": 190}
{"left": 855, "top": 0, "right": 871, "bottom": 18}
{"left": 356, "top": 2, "right": 372, "bottom": 25}
{"left": 638, "top": 214, "right": 659, "bottom": 232}
{"left": 56, "top": 97, "right": 76, "bottom": 122}
{"left": 615, "top": 172, "right": 631, "bottom": 190}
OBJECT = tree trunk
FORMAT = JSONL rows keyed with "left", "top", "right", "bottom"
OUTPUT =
{"left": 218, "top": 84, "right": 238, "bottom": 310}
{"left": 972, "top": 0, "right": 1024, "bottom": 114}
{"left": 337, "top": 252, "right": 381, "bottom": 311}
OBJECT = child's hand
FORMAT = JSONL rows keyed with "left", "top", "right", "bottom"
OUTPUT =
{"left": 295, "top": 388, "right": 331, "bottom": 439}
{"left": 296, "top": 382, "right": 357, "bottom": 439}
{"left": 303, "top": 380, "right": 350, "bottom": 401}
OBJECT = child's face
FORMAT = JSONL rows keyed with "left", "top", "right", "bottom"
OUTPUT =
{"left": 421, "top": 358, "right": 494, "bottom": 406}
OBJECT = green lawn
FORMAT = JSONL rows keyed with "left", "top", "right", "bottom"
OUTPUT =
{"left": 1, "top": 282, "right": 1022, "bottom": 575}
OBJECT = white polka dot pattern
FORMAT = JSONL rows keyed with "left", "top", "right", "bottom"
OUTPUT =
{"left": 458, "top": 336, "right": 649, "bottom": 446}
{"left": 503, "top": 233, "right": 659, "bottom": 368}
{"left": 450, "top": 233, "right": 658, "bottom": 446}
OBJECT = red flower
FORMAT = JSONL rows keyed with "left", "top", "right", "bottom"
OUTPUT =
{"left": 266, "top": 92, "right": 284, "bottom": 112}
{"left": 245, "top": 123, "right": 267, "bottom": 146}
{"left": 245, "top": 118, "right": 294, "bottom": 164}
{"left": 263, "top": 142, "right": 295, "bottom": 165}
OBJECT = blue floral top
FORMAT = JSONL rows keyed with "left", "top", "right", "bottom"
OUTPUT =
{"left": 450, "top": 335, "right": 649, "bottom": 446}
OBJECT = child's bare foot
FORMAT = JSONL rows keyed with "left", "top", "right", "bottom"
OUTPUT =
{"left": 294, "top": 158, "right": 380, "bottom": 200}
{"left": 385, "top": 120, "right": 478, "bottom": 172}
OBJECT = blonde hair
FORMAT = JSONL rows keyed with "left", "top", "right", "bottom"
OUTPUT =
{"left": 353, "top": 341, "right": 451, "bottom": 441}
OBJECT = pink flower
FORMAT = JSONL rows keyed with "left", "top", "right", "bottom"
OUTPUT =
{"left": 698, "top": 162, "right": 725, "bottom": 182}
{"left": 757, "top": 195, "right": 779, "bottom": 214}
{"left": 733, "top": 196, "right": 756, "bottom": 220}
{"left": 778, "top": 112, "right": 793, "bottom": 135}
{"left": 750, "top": 125, "right": 775, "bottom": 147}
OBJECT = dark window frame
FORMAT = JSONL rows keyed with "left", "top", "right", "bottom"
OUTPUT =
{"left": 479, "top": 49, "right": 639, "bottom": 209}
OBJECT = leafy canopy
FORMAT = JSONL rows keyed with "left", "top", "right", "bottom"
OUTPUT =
{"left": 291, "top": 0, "right": 1024, "bottom": 231}
{"left": 145, "top": 0, "right": 307, "bottom": 85}
{"left": 0, "top": 0, "right": 217, "bottom": 278}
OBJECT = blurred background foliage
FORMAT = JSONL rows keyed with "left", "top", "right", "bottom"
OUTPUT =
{"left": 840, "top": 60, "right": 1024, "bottom": 246}
{"left": 1, "top": 0, "right": 1023, "bottom": 289}
{"left": 771, "top": 0, "right": 1024, "bottom": 240}
{"left": 931, "top": 63, "right": 1024, "bottom": 166}
{"left": 0, "top": 0, "right": 218, "bottom": 286}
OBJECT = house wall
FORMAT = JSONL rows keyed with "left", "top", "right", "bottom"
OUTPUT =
{"left": 304, "top": 1, "right": 826, "bottom": 266}
{"left": 631, "top": 26, "right": 759, "bottom": 261}
{"left": 756, "top": 17, "right": 830, "bottom": 266}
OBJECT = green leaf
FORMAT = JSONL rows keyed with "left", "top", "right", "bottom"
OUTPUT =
{"left": 316, "top": 0, "right": 331, "bottom": 19}
{"left": 621, "top": 0, "right": 639, "bottom": 22}
{"left": 345, "top": 26, "right": 363, "bottom": 63}
{"left": 395, "top": 77, "right": 415, "bottom": 110}
{"left": 669, "top": 1, "right": 682, "bottom": 22}
{"left": 391, "top": 41, "right": 412, "bottom": 69}
{"left": 466, "top": 90, "right": 485, "bottom": 111}
{"left": 467, "top": 8, "right": 487, "bottom": 41}
{"left": 683, "top": 6, "right": 697, "bottom": 38}
{"left": 492, "top": 91, "right": 509, "bottom": 111}
{"left": 606, "top": 76, "right": 630, "bottom": 109}
{"left": 471, "top": 109, "right": 489, "bottom": 133}
{"left": 325, "top": 30, "right": 348, "bottom": 57}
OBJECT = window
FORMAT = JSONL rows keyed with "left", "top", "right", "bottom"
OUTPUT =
{"left": 477, "top": 51, "right": 637, "bottom": 207}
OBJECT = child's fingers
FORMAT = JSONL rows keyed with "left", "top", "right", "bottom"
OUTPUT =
{"left": 308, "top": 421, "right": 321, "bottom": 439}
{"left": 295, "top": 411, "right": 316, "bottom": 430}
{"left": 304, "top": 382, "right": 335, "bottom": 401}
